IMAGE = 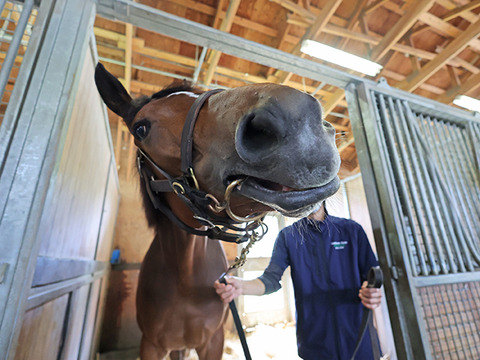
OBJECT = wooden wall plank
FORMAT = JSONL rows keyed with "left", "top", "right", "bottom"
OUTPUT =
{"left": 60, "top": 285, "right": 90, "bottom": 360}
{"left": 96, "top": 162, "right": 121, "bottom": 262}
{"left": 37, "top": 52, "right": 114, "bottom": 260}
{"left": 79, "top": 279, "right": 102, "bottom": 360}
{"left": 14, "top": 295, "right": 69, "bottom": 360}
{"left": 0, "top": 1, "right": 96, "bottom": 356}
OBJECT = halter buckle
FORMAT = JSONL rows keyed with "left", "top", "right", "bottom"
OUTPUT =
{"left": 185, "top": 167, "right": 200, "bottom": 190}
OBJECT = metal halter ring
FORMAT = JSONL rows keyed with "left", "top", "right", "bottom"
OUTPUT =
{"left": 172, "top": 181, "right": 185, "bottom": 195}
{"left": 223, "top": 179, "right": 267, "bottom": 223}
{"left": 206, "top": 193, "right": 226, "bottom": 213}
{"left": 186, "top": 167, "right": 200, "bottom": 190}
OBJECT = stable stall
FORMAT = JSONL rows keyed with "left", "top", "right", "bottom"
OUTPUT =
{"left": 0, "top": 1, "right": 479, "bottom": 359}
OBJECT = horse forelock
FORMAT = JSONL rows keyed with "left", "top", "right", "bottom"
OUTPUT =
{"left": 123, "top": 81, "right": 198, "bottom": 126}
{"left": 151, "top": 81, "right": 196, "bottom": 100}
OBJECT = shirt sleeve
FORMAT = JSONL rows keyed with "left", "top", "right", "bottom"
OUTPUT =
{"left": 357, "top": 225, "right": 379, "bottom": 282}
{"left": 258, "top": 229, "right": 290, "bottom": 295}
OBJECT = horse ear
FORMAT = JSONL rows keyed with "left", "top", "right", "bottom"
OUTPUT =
{"left": 94, "top": 62, "right": 133, "bottom": 119}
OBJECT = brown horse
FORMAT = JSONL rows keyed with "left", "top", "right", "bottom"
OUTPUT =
{"left": 94, "top": 63, "right": 340, "bottom": 360}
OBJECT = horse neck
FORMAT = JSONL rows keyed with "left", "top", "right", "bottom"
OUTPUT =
{"left": 154, "top": 220, "right": 209, "bottom": 279}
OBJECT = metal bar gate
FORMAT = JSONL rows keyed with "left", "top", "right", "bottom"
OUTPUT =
{"left": 346, "top": 80, "right": 480, "bottom": 360}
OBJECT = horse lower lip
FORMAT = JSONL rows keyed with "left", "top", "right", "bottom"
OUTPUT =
{"left": 236, "top": 176, "right": 340, "bottom": 213}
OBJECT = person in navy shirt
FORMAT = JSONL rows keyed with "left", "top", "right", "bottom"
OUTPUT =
{"left": 214, "top": 202, "right": 382, "bottom": 359}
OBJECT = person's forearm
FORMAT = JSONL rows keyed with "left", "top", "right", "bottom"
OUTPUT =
{"left": 241, "top": 278, "right": 266, "bottom": 296}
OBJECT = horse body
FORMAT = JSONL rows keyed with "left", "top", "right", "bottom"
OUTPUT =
{"left": 94, "top": 63, "right": 341, "bottom": 360}
{"left": 137, "top": 223, "right": 227, "bottom": 359}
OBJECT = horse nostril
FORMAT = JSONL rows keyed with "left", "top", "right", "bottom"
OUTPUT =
{"left": 244, "top": 114, "right": 278, "bottom": 149}
{"left": 235, "top": 110, "right": 284, "bottom": 163}
{"left": 323, "top": 120, "right": 335, "bottom": 135}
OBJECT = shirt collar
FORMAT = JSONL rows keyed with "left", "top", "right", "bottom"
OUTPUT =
{"left": 302, "top": 212, "right": 331, "bottom": 228}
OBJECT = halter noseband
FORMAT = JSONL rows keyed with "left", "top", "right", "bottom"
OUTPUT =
{"left": 136, "top": 89, "right": 266, "bottom": 243}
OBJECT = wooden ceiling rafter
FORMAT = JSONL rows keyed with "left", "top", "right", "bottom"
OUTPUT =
{"left": 417, "top": 12, "right": 480, "bottom": 52}
{"left": 168, "top": 0, "right": 278, "bottom": 37}
{"left": 269, "top": 0, "right": 344, "bottom": 85}
{"left": 364, "top": 0, "right": 389, "bottom": 16}
{"left": 437, "top": 69, "right": 480, "bottom": 104}
{"left": 95, "top": 3, "right": 479, "bottom": 79}
{"left": 97, "top": 40, "right": 344, "bottom": 101}
{"left": 436, "top": 0, "right": 480, "bottom": 23}
{"left": 334, "top": 0, "right": 369, "bottom": 50}
{"left": 321, "top": 0, "right": 437, "bottom": 117}
{"left": 203, "top": 0, "right": 240, "bottom": 86}
{"left": 442, "top": 0, "right": 480, "bottom": 22}
{"left": 275, "top": 0, "right": 469, "bottom": 111}
{"left": 287, "top": 14, "right": 480, "bottom": 74}
{"left": 370, "top": 0, "right": 436, "bottom": 61}
{"left": 398, "top": 18, "right": 480, "bottom": 92}
{"left": 94, "top": 0, "right": 480, "bottom": 178}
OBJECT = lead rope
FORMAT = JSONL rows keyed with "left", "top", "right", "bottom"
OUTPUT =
{"left": 218, "top": 216, "right": 268, "bottom": 360}
{"left": 350, "top": 267, "right": 383, "bottom": 360}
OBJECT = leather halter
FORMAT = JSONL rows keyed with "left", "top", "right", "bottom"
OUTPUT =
{"left": 136, "top": 89, "right": 264, "bottom": 243}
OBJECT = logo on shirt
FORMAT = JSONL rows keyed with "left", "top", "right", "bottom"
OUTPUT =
{"left": 331, "top": 241, "right": 348, "bottom": 250}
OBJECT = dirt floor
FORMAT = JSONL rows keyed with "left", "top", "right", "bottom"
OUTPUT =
{"left": 98, "top": 323, "right": 300, "bottom": 360}
{"left": 168, "top": 322, "right": 301, "bottom": 360}
{"left": 223, "top": 323, "right": 300, "bottom": 360}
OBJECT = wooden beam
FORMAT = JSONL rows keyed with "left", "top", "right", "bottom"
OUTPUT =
{"left": 335, "top": 0, "right": 369, "bottom": 50}
{"left": 398, "top": 19, "right": 480, "bottom": 92}
{"left": 436, "top": 0, "right": 479, "bottom": 23}
{"left": 167, "top": 0, "right": 277, "bottom": 37}
{"left": 125, "top": 22, "right": 136, "bottom": 180}
{"left": 364, "top": 0, "right": 389, "bottom": 15}
{"left": 370, "top": 0, "right": 435, "bottom": 61}
{"left": 436, "top": 71, "right": 480, "bottom": 104}
{"left": 338, "top": 136, "right": 355, "bottom": 153}
{"left": 282, "top": 18, "right": 479, "bottom": 73}
{"left": 442, "top": 0, "right": 480, "bottom": 22}
{"left": 447, "top": 65, "right": 461, "bottom": 88}
{"left": 95, "top": 19, "right": 480, "bottom": 75}
{"left": 273, "top": 0, "right": 343, "bottom": 84}
{"left": 269, "top": 0, "right": 348, "bottom": 27}
{"left": 269, "top": 0, "right": 315, "bottom": 21}
{"left": 323, "top": 88, "right": 345, "bottom": 114}
{"left": 381, "top": 69, "right": 444, "bottom": 94}
{"left": 418, "top": 12, "right": 480, "bottom": 52}
{"left": 203, "top": 0, "right": 241, "bottom": 85}
{"left": 212, "top": 0, "right": 226, "bottom": 29}
{"left": 297, "top": 0, "right": 343, "bottom": 46}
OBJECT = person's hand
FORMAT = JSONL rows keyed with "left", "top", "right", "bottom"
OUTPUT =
{"left": 214, "top": 276, "right": 243, "bottom": 303}
{"left": 359, "top": 281, "right": 382, "bottom": 310}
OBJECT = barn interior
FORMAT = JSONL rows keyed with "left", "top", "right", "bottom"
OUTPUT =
{"left": 1, "top": 0, "right": 480, "bottom": 359}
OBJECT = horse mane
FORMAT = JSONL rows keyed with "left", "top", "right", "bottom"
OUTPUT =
{"left": 136, "top": 80, "right": 201, "bottom": 230}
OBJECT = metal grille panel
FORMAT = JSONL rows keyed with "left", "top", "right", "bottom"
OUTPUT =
{"left": 346, "top": 81, "right": 480, "bottom": 359}
{"left": 372, "top": 92, "right": 480, "bottom": 277}
{"left": 0, "top": 0, "right": 37, "bottom": 123}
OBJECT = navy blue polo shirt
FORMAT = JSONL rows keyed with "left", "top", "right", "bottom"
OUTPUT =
{"left": 258, "top": 215, "right": 379, "bottom": 360}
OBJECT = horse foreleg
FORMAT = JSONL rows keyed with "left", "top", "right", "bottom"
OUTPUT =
{"left": 195, "top": 328, "right": 224, "bottom": 360}
{"left": 140, "top": 336, "right": 168, "bottom": 360}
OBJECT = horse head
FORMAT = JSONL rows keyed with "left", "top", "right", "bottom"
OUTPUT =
{"left": 94, "top": 63, "right": 340, "bottom": 230}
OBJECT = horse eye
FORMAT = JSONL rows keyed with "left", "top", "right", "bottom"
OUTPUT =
{"left": 133, "top": 121, "right": 150, "bottom": 140}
